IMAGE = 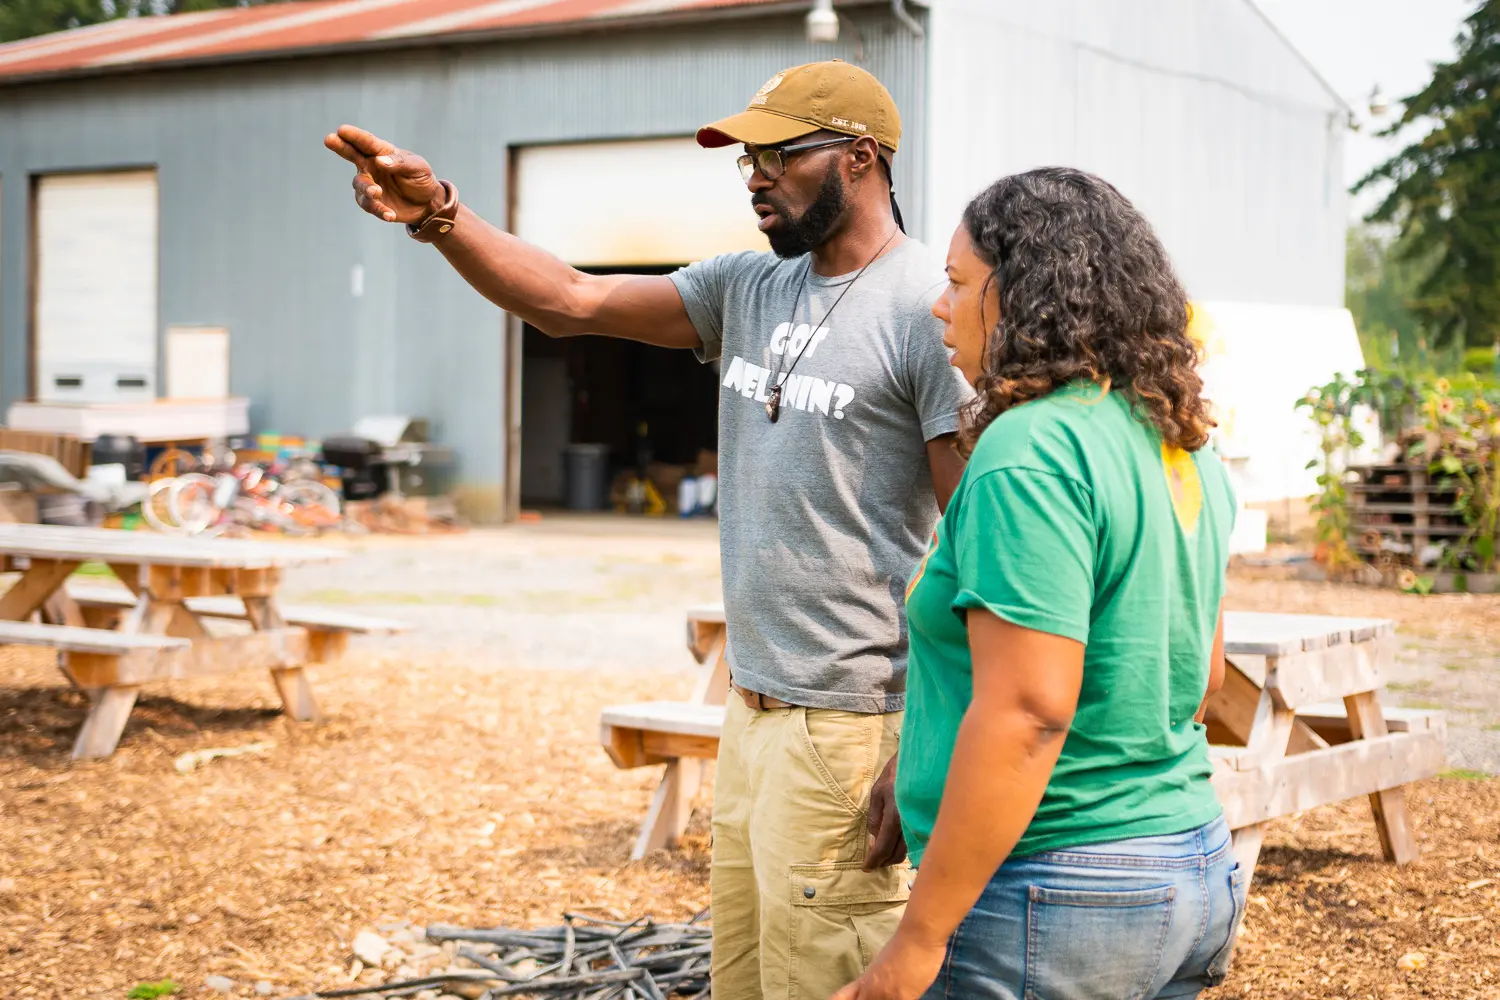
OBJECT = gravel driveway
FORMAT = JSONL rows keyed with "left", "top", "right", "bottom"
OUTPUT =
{"left": 284, "top": 518, "right": 1498, "bottom": 774}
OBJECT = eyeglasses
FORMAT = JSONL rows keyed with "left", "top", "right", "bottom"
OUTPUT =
{"left": 737, "top": 136, "right": 855, "bottom": 183}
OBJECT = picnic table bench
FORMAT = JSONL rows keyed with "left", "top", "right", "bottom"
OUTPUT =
{"left": 0, "top": 524, "right": 409, "bottom": 759}
{"left": 65, "top": 582, "right": 409, "bottom": 664}
{"left": 602, "top": 605, "right": 1447, "bottom": 874}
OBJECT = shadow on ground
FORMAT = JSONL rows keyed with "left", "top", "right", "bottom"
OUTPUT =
{"left": 0, "top": 685, "right": 283, "bottom": 764}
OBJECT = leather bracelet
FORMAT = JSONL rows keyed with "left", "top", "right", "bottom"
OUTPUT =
{"left": 406, "top": 180, "right": 459, "bottom": 243}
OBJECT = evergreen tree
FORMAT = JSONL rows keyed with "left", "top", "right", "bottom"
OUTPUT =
{"left": 1356, "top": 0, "right": 1500, "bottom": 349}
{"left": 0, "top": 0, "right": 294, "bottom": 45}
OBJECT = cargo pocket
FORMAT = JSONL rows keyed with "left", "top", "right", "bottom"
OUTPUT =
{"left": 1023, "top": 884, "right": 1175, "bottom": 1000}
{"left": 1206, "top": 863, "right": 1249, "bottom": 986}
{"left": 786, "top": 861, "right": 909, "bottom": 1000}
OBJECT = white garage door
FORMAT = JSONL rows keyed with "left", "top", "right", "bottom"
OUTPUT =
{"left": 514, "top": 138, "right": 764, "bottom": 266}
{"left": 35, "top": 170, "right": 158, "bottom": 403}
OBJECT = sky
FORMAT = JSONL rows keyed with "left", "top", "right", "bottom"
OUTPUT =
{"left": 1253, "top": 0, "right": 1475, "bottom": 220}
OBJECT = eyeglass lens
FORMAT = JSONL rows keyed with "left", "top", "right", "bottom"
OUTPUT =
{"left": 737, "top": 149, "right": 783, "bottom": 183}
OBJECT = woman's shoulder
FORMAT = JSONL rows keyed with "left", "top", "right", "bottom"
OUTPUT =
{"left": 968, "top": 383, "right": 1122, "bottom": 481}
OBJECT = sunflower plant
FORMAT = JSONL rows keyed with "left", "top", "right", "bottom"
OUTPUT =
{"left": 1409, "top": 376, "right": 1500, "bottom": 574}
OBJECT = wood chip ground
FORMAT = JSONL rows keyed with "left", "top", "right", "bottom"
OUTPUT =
{"left": 1, "top": 540, "right": 1496, "bottom": 999}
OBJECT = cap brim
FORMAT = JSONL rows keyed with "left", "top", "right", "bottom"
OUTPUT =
{"left": 695, "top": 108, "right": 819, "bottom": 148}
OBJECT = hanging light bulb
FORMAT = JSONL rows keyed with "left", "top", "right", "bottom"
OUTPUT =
{"left": 1368, "top": 84, "right": 1389, "bottom": 118}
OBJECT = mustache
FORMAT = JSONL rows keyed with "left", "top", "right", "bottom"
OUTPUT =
{"left": 751, "top": 193, "right": 784, "bottom": 212}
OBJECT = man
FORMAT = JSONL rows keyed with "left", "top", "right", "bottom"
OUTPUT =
{"left": 326, "top": 60, "right": 971, "bottom": 999}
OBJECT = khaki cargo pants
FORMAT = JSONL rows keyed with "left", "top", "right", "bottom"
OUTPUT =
{"left": 711, "top": 694, "right": 910, "bottom": 999}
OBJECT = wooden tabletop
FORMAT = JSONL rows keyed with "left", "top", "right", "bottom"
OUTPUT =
{"left": 1221, "top": 611, "right": 1392, "bottom": 656}
{"left": 685, "top": 605, "right": 1394, "bottom": 658}
{"left": 0, "top": 524, "right": 344, "bottom": 570}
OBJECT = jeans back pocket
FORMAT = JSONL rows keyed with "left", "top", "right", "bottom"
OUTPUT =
{"left": 1024, "top": 884, "right": 1175, "bottom": 1000}
{"left": 1206, "top": 863, "right": 1249, "bottom": 985}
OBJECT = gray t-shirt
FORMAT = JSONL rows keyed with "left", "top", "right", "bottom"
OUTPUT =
{"left": 671, "top": 239, "right": 973, "bottom": 713}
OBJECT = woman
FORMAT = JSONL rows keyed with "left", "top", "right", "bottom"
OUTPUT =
{"left": 833, "top": 168, "right": 1245, "bottom": 1000}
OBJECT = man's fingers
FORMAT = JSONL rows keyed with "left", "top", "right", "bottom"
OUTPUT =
{"left": 352, "top": 175, "right": 392, "bottom": 219}
{"left": 866, "top": 791, "right": 885, "bottom": 837}
{"left": 828, "top": 983, "right": 860, "bottom": 1000}
{"left": 352, "top": 185, "right": 397, "bottom": 222}
{"left": 366, "top": 193, "right": 397, "bottom": 221}
{"left": 864, "top": 809, "right": 906, "bottom": 869}
{"left": 325, "top": 132, "right": 364, "bottom": 166}
{"left": 351, "top": 172, "right": 387, "bottom": 201}
{"left": 880, "top": 837, "right": 909, "bottom": 870}
{"left": 864, "top": 819, "right": 904, "bottom": 871}
{"left": 336, "top": 124, "right": 398, "bottom": 158}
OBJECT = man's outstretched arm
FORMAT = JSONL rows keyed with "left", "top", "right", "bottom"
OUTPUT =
{"left": 327, "top": 125, "right": 701, "bottom": 349}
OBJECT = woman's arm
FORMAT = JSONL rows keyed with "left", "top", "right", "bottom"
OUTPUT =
{"left": 897, "top": 611, "right": 1084, "bottom": 942}
{"left": 1196, "top": 604, "right": 1227, "bottom": 724}
{"left": 831, "top": 611, "right": 1084, "bottom": 1000}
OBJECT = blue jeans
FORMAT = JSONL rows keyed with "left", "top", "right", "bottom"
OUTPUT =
{"left": 922, "top": 817, "right": 1247, "bottom": 1000}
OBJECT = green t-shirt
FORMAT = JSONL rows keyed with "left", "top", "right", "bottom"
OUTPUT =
{"left": 897, "top": 382, "right": 1234, "bottom": 863}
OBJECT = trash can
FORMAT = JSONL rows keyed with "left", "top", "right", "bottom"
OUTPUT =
{"left": 563, "top": 444, "right": 611, "bottom": 511}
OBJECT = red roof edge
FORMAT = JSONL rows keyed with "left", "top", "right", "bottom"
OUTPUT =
{"left": 0, "top": 0, "right": 900, "bottom": 88}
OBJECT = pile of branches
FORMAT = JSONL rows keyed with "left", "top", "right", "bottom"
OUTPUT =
{"left": 285, "top": 913, "right": 711, "bottom": 1000}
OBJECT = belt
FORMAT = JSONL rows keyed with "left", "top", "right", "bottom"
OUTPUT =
{"left": 733, "top": 683, "right": 798, "bottom": 711}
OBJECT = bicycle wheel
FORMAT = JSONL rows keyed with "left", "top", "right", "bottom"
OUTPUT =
{"left": 168, "top": 473, "right": 221, "bottom": 535}
{"left": 141, "top": 478, "right": 187, "bottom": 534}
{"left": 149, "top": 447, "right": 198, "bottom": 481}
{"left": 231, "top": 495, "right": 284, "bottom": 535}
{"left": 278, "top": 480, "right": 342, "bottom": 532}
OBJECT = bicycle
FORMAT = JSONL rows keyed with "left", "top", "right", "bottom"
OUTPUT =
{"left": 142, "top": 465, "right": 343, "bottom": 537}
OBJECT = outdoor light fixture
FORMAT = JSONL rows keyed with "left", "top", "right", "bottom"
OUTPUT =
{"left": 806, "top": 0, "right": 839, "bottom": 43}
{"left": 1344, "top": 83, "right": 1392, "bottom": 132}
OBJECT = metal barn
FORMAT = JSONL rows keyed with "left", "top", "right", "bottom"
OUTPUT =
{"left": 0, "top": 0, "right": 1348, "bottom": 520}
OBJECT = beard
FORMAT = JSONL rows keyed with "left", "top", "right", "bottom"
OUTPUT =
{"left": 758, "top": 168, "right": 847, "bottom": 259}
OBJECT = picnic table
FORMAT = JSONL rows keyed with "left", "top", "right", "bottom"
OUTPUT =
{"left": 601, "top": 605, "right": 1447, "bottom": 873}
{"left": 0, "top": 524, "right": 407, "bottom": 759}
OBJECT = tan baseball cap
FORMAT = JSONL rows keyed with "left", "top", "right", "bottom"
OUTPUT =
{"left": 696, "top": 60, "right": 901, "bottom": 154}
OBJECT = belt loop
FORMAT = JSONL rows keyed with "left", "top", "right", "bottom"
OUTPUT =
{"left": 754, "top": 691, "right": 766, "bottom": 711}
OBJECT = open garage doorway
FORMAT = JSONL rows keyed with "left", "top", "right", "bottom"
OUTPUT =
{"left": 507, "top": 136, "right": 763, "bottom": 516}
{"left": 518, "top": 269, "right": 720, "bottom": 510}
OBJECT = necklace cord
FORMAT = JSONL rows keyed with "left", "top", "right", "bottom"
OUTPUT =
{"left": 769, "top": 227, "right": 901, "bottom": 393}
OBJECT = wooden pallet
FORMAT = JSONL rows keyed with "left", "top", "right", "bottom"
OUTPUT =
{"left": 1347, "top": 463, "right": 1465, "bottom": 557}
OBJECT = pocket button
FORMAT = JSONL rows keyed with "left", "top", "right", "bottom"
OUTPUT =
{"left": 803, "top": 886, "right": 817, "bottom": 899}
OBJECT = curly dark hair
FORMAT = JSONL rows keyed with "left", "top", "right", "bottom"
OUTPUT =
{"left": 957, "top": 167, "right": 1214, "bottom": 456}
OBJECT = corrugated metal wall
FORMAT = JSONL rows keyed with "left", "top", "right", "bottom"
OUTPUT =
{"left": 0, "top": 8, "right": 927, "bottom": 520}
{"left": 924, "top": 0, "right": 1347, "bottom": 309}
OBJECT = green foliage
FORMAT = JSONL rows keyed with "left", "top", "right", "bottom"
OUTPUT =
{"left": 1299, "top": 368, "right": 1500, "bottom": 579}
{"left": 1295, "top": 374, "right": 1369, "bottom": 576}
{"left": 1464, "top": 345, "right": 1500, "bottom": 375}
{"left": 126, "top": 981, "right": 181, "bottom": 1000}
{"left": 1355, "top": 0, "right": 1500, "bottom": 351}
{"left": 1401, "top": 573, "right": 1437, "bottom": 595}
{"left": 1347, "top": 225, "right": 1437, "bottom": 368}
{"left": 1408, "top": 376, "right": 1500, "bottom": 572}
{"left": 0, "top": 0, "right": 296, "bottom": 44}
{"left": 0, "top": 0, "right": 106, "bottom": 42}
